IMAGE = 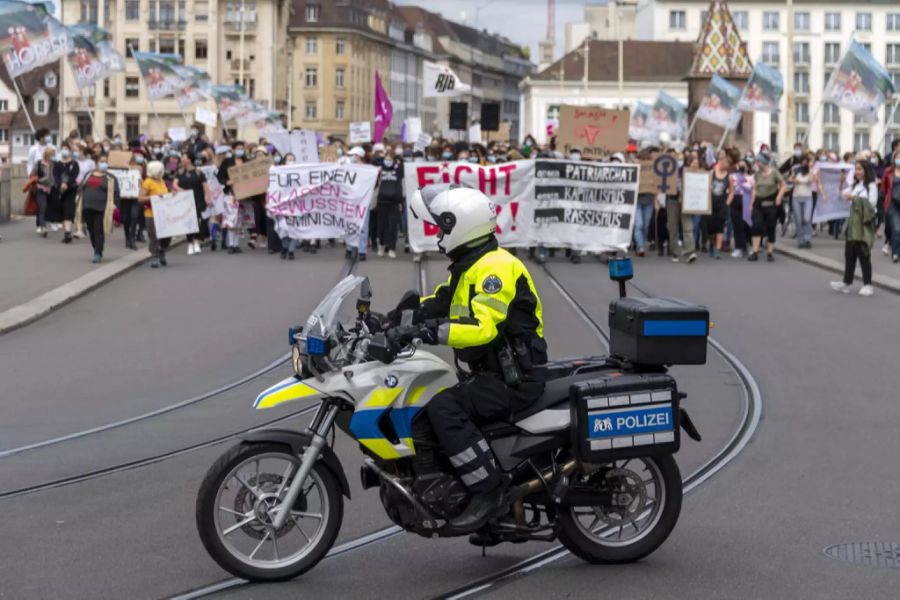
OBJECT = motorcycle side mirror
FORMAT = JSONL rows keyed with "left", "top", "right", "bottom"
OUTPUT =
{"left": 395, "top": 290, "right": 420, "bottom": 312}
{"left": 367, "top": 333, "right": 397, "bottom": 364}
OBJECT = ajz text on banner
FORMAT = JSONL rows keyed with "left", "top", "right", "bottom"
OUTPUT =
{"left": 266, "top": 163, "right": 379, "bottom": 245}
{"left": 423, "top": 61, "right": 471, "bottom": 98}
{"left": 531, "top": 161, "right": 638, "bottom": 253}
{"left": 404, "top": 161, "right": 534, "bottom": 252}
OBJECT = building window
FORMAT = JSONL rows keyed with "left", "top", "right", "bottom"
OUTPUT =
{"left": 793, "top": 42, "right": 810, "bottom": 65}
{"left": 763, "top": 11, "right": 779, "bottom": 31}
{"left": 305, "top": 102, "right": 317, "bottom": 119}
{"left": 148, "top": 39, "right": 156, "bottom": 52}
{"left": 305, "top": 68, "right": 317, "bottom": 87}
{"left": 887, "top": 44, "right": 900, "bottom": 65}
{"left": 178, "top": 39, "right": 185, "bottom": 57}
{"left": 795, "top": 102, "right": 809, "bottom": 124}
{"left": 125, "top": 38, "right": 138, "bottom": 57}
{"left": 886, "top": 103, "right": 900, "bottom": 125}
{"left": 159, "top": 38, "right": 176, "bottom": 54}
{"left": 80, "top": 0, "right": 99, "bottom": 23}
{"left": 732, "top": 11, "right": 747, "bottom": 30}
{"left": 336, "top": 37, "right": 345, "bottom": 55}
{"left": 44, "top": 72, "right": 57, "bottom": 88}
{"left": 824, "top": 43, "right": 841, "bottom": 65}
{"left": 668, "top": 10, "right": 685, "bottom": 30}
{"left": 888, "top": 13, "right": 900, "bottom": 32}
{"left": 0, "top": 128, "right": 7, "bottom": 142}
{"left": 762, "top": 42, "right": 779, "bottom": 66}
{"left": 125, "top": 77, "right": 140, "bottom": 97}
{"left": 856, "top": 12, "right": 872, "bottom": 32}
{"left": 825, "top": 12, "right": 841, "bottom": 32}
{"left": 306, "top": 36, "right": 317, "bottom": 54}
{"left": 335, "top": 68, "right": 344, "bottom": 88}
{"left": 195, "top": 40, "right": 207, "bottom": 60}
{"left": 793, "top": 72, "right": 809, "bottom": 94}
{"left": 195, "top": 0, "right": 208, "bottom": 21}
{"left": 336, "top": 101, "right": 344, "bottom": 120}
{"left": 861, "top": 42, "right": 871, "bottom": 54}
{"left": 0, "top": 100, "right": 7, "bottom": 111}
{"left": 823, "top": 132, "right": 840, "bottom": 151}
{"left": 823, "top": 103, "right": 840, "bottom": 125}
{"left": 126, "top": 115, "right": 140, "bottom": 141}
{"left": 35, "top": 97, "right": 47, "bottom": 116}
{"left": 854, "top": 132, "right": 870, "bottom": 152}
{"left": 794, "top": 12, "right": 810, "bottom": 32}
{"left": 76, "top": 116, "right": 92, "bottom": 138}
{"left": 103, "top": 79, "right": 110, "bottom": 98}
{"left": 125, "top": 0, "right": 139, "bottom": 20}
{"left": 305, "top": 4, "right": 319, "bottom": 22}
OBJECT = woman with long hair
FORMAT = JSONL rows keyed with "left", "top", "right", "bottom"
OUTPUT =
{"left": 831, "top": 161, "right": 878, "bottom": 296}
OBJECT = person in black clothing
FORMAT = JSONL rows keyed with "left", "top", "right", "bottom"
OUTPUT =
{"left": 375, "top": 150, "right": 404, "bottom": 258}
{"left": 189, "top": 127, "right": 211, "bottom": 158}
{"left": 217, "top": 142, "right": 246, "bottom": 253}
{"left": 79, "top": 158, "right": 119, "bottom": 263}
{"left": 174, "top": 152, "right": 209, "bottom": 256}
{"left": 54, "top": 146, "right": 80, "bottom": 243}
{"left": 779, "top": 142, "right": 805, "bottom": 229}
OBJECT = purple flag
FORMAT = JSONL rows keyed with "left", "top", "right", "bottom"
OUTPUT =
{"left": 373, "top": 71, "right": 393, "bottom": 142}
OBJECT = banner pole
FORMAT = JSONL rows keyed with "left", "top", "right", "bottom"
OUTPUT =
{"left": 11, "top": 75, "right": 36, "bottom": 134}
{"left": 716, "top": 127, "right": 729, "bottom": 152}
{"left": 877, "top": 97, "right": 900, "bottom": 153}
{"left": 800, "top": 99, "right": 824, "bottom": 148}
{"left": 685, "top": 113, "right": 699, "bottom": 144}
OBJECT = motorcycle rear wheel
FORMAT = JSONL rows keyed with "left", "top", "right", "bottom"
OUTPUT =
{"left": 558, "top": 454, "right": 682, "bottom": 564}
{"left": 196, "top": 442, "right": 343, "bottom": 582}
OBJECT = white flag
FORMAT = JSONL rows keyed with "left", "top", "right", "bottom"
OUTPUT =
{"left": 423, "top": 61, "right": 471, "bottom": 98}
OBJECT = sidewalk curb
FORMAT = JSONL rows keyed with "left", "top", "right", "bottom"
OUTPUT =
{"left": 776, "top": 245, "right": 900, "bottom": 295}
{"left": 0, "top": 239, "right": 182, "bottom": 335}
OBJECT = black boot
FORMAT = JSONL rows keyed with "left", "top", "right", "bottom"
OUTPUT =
{"left": 448, "top": 487, "right": 507, "bottom": 535}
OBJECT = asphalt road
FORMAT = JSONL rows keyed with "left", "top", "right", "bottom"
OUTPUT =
{"left": 1, "top": 246, "right": 896, "bottom": 599}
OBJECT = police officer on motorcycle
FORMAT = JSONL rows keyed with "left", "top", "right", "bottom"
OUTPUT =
{"left": 388, "top": 184, "right": 548, "bottom": 534}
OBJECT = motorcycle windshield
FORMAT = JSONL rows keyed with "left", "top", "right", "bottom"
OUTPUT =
{"left": 304, "top": 275, "right": 370, "bottom": 341}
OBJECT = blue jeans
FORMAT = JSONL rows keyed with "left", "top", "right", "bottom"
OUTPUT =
{"left": 890, "top": 202, "right": 900, "bottom": 257}
{"left": 633, "top": 203, "right": 654, "bottom": 250}
{"left": 793, "top": 195, "right": 813, "bottom": 244}
{"left": 281, "top": 237, "right": 298, "bottom": 253}
{"left": 358, "top": 211, "right": 370, "bottom": 255}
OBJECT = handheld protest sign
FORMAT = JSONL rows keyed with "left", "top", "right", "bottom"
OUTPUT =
{"left": 107, "top": 168, "right": 142, "bottom": 199}
{"left": 349, "top": 122, "right": 371, "bottom": 144}
{"left": 231, "top": 158, "right": 273, "bottom": 200}
{"left": 681, "top": 169, "right": 712, "bottom": 215}
{"left": 108, "top": 150, "right": 132, "bottom": 169}
{"left": 557, "top": 106, "right": 630, "bottom": 158}
{"left": 150, "top": 192, "right": 200, "bottom": 238}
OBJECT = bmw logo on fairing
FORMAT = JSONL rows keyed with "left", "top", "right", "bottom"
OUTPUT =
{"left": 384, "top": 374, "right": 399, "bottom": 388}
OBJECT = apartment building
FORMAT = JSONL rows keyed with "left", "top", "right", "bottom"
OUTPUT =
{"left": 641, "top": 1, "right": 900, "bottom": 153}
{"left": 60, "top": 0, "right": 291, "bottom": 140}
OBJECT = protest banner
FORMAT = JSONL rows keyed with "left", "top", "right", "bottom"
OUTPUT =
{"left": 150, "top": 191, "right": 200, "bottom": 238}
{"left": 824, "top": 40, "right": 896, "bottom": 123}
{"left": 423, "top": 61, "right": 471, "bottom": 98}
{"left": 107, "top": 168, "right": 142, "bottom": 199}
{"left": 266, "top": 163, "right": 379, "bottom": 245}
{"left": 814, "top": 163, "right": 854, "bottom": 224}
{"left": 414, "top": 132, "right": 433, "bottom": 153}
{"left": 650, "top": 91, "right": 687, "bottom": 141}
{"left": 195, "top": 106, "right": 217, "bottom": 127}
{"left": 168, "top": 127, "right": 187, "bottom": 142}
{"left": 530, "top": 160, "right": 639, "bottom": 253}
{"left": 638, "top": 154, "right": 678, "bottom": 196}
{"left": 404, "top": 161, "right": 535, "bottom": 252}
{"left": 199, "top": 165, "right": 226, "bottom": 217}
{"left": 268, "top": 131, "right": 291, "bottom": 157}
{"left": 696, "top": 74, "right": 743, "bottom": 129}
{"left": 231, "top": 158, "right": 273, "bottom": 200}
{"left": 737, "top": 62, "right": 784, "bottom": 114}
{"left": 108, "top": 150, "right": 132, "bottom": 169}
{"left": 350, "top": 121, "right": 371, "bottom": 144}
{"left": 404, "top": 117, "right": 422, "bottom": 142}
{"left": 681, "top": 169, "right": 712, "bottom": 215}
{"left": 290, "top": 130, "right": 319, "bottom": 164}
{"left": 557, "top": 106, "right": 629, "bottom": 158}
{"left": 629, "top": 102, "right": 654, "bottom": 143}
{"left": 468, "top": 123, "right": 482, "bottom": 143}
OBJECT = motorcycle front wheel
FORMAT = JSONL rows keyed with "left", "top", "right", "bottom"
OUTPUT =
{"left": 196, "top": 442, "right": 343, "bottom": 582}
{"left": 558, "top": 454, "right": 682, "bottom": 564}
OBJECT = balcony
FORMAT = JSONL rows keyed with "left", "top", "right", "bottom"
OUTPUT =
{"left": 148, "top": 19, "right": 187, "bottom": 31}
{"left": 230, "top": 59, "right": 252, "bottom": 71}
{"left": 225, "top": 20, "right": 257, "bottom": 33}
{"left": 65, "top": 96, "right": 95, "bottom": 110}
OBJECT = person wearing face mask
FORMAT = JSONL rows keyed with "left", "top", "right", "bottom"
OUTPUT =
{"left": 54, "top": 146, "right": 81, "bottom": 243}
{"left": 375, "top": 150, "right": 404, "bottom": 259}
{"left": 730, "top": 159, "right": 754, "bottom": 258}
{"left": 27, "top": 128, "right": 53, "bottom": 180}
{"left": 30, "top": 146, "right": 56, "bottom": 238}
{"left": 790, "top": 154, "right": 814, "bottom": 249}
{"left": 748, "top": 152, "right": 786, "bottom": 262}
{"left": 831, "top": 161, "right": 878, "bottom": 296}
{"left": 881, "top": 150, "right": 900, "bottom": 263}
{"left": 283, "top": 153, "right": 296, "bottom": 165}
{"left": 75, "top": 156, "right": 119, "bottom": 263}
{"left": 173, "top": 153, "right": 210, "bottom": 256}
{"left": 667, "top": 152, "right": 697, "bottom": 263}
{"left": 217, "top": 142, "right": 246, "bottom": 254}
{"left": 244, "top": 146, "right": 270, "bottom": 250}
{"left": 139, "top": 161, "right": 172, "bottom": 268}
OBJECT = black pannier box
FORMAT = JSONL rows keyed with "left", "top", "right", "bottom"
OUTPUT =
{"left": 608, "top": 297, "right": 709, "bottom": 366}
{"left": 570, "top": 373, "right": 679, "bottom": 464}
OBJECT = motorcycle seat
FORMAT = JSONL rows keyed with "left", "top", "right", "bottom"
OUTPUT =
{"left": 512, "top": 366, "right": 609, "bottom": 422}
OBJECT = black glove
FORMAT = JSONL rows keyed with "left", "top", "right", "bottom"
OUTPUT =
{"left": 386, "top": 321, "right": 438, "bottom": 347}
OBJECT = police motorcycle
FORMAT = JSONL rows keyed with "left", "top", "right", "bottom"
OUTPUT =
{"left": 195, "top": 259, "right": 708, "bottom": 582}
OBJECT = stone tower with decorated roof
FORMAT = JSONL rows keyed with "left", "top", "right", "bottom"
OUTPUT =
{"left": 686, "top": 0, "right": 754, "bottom": 148}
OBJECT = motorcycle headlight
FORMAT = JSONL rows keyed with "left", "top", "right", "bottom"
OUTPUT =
{"left": 291, "top": 343, "right": 303, "bottom": 376}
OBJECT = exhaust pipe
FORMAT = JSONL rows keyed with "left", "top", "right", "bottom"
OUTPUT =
{"left": 509, "top": 460, "right": 577, "bottom": 501}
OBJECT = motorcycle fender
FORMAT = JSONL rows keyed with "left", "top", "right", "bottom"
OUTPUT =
{"left": 242, "top": 428, "right": 351, "bottom": 499}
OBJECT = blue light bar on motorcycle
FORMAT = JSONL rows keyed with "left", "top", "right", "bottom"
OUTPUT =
{"left": 306, "top": 335, "right": 327, "bottom": 356}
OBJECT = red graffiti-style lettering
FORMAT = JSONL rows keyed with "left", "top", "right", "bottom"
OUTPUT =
{"left": 416, "top": 166, "right": 441, "bottom": 187}
{"left": 497, "top": 164, "right": 517, "bottom": 196}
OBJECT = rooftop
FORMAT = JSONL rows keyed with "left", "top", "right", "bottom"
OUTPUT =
{"left": 531, "top": 40, "right": 694, "bottom": 83}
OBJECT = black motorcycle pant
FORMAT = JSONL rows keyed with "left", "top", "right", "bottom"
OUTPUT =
{"left": 426, "top": 373, "right": 541, "bottom": 494}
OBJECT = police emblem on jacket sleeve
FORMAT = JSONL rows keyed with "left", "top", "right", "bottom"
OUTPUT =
{"left": 482, "top": 275, "right": 502, "bottom": 294}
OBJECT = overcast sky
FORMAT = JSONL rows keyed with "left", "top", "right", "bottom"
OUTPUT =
{"left": 395, "top": 0, "right": 588, "bottom": 62}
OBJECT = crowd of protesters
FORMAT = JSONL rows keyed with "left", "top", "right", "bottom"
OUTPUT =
{"left": 20, "top": 125, "right": 900, "bottom": 295}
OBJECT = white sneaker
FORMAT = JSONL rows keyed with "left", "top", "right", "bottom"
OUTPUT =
{"left": 859, "top": 285, "right": 874, "bottom": 297}
{"left": 50, "top": 223, "right": 60, "bottom": 232}
{"left": 73, "top": 230, "right": 85, "bottom": 239}
{"left": 376, "top": 245, "right": 385, "bottom": 257}
{"left": 388, "top": 249, "right": 397, "bottom": 259}
{"left": 188, "top": 243, "right": 196, "bottom": 256}
{"left": 36, "top": 227, "right": 42, "bottom": 235}
{"left": 883, "top": 243, "right": 890, "bottom": 256}
{"left": 829, "top": 281, "right": 851, "bottom": 294}
{"left": 194, "top": 241, "right": 201, "bottom": 255}
{"left": 730, "top": 249, "right": 743, "bottom": 258}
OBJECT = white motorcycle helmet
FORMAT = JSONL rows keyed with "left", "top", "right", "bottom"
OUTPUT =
{"left": 410, "top": 184, "right": 497, "bottom": 254}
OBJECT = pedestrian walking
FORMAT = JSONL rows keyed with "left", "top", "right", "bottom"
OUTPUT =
{"left": 375, "top": 149, "right": 404, "bottom": 259}
{"left": 54, "top": 146, "right": 80, "bottom": 244}
{"left": 139, "top": 161, "right": 172, "bottom": 269}
{"left": 669, "top": 154, "right": 698, "bottom": 263}
{"left": 748, "top": 152, "right": 785, "bottom": 262}
{"left": 730, "top": 159, "right": 754, "bottom": 257}
{"left": 76, "top": 158, "right": 119, "bottom": 263}
{"left": 790, "top": 155, "right": 814, "bottom": 249}
{"left": 831, "top": 161, "right": 877, "bottom": 296}
{"left": 174, "top": 152, "right": 209, "bottom": 256}
{"left": 883, "top": 150, "right": 900, "bottom": 263}
{"left": 31, "top": 146, "right": 56, "bottom": 238}
{"left": 707, "top": 152, "right": 734, "bottom": 259}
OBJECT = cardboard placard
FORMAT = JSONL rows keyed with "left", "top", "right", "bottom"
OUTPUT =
{"left": 557, "top": 106, "right": 630, "bottom": 158}
{"left": 290, "top": 129, "right": 319, "bottom": 164}
{"left": 413, "top": 132, "right": 432, "bottom": 153}
{"left": 349, "top": 121, "right": 371, "bottom": 144}
{"left": 194, "top": 106, "right": 217, "bottom": 127}
{"left": 107, "top": 168, "right": 142, "bottom": 199}
{"left": 681, "top": 168, "right": 712, "bottom": 215}
{"left": 319, "top": 145, "right": 338, "bottom": 163}
{"left": 108, "top": 150, "right": 132, "bottom": 169}
{"left": 403, "top": 117, "right": 422, "bottom": 142}
{"left": 167, "top": 127, "right": 187, "bottom": 142}
{"left": 468, "top": 123, "right": 482, "bottom": 143}
{"left": 486, "top": 122, "right": 511, "bottom": 142}
{"left": 230, "top": 158, "right": 273, "bottom": 200}
{"left": 639, "top": 153, "right": 678, "bottom": 195}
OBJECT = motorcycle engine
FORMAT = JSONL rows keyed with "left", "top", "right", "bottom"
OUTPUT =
{"left": 416, "top": 474, "right": 468, "bottom": 520}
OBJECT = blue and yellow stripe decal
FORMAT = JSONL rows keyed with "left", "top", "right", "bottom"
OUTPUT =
{"left": 254, "top": 377, "right": 321, "bottom": 409}
{"left": 350, "top": 386, "right": 426, "bottom": 460}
